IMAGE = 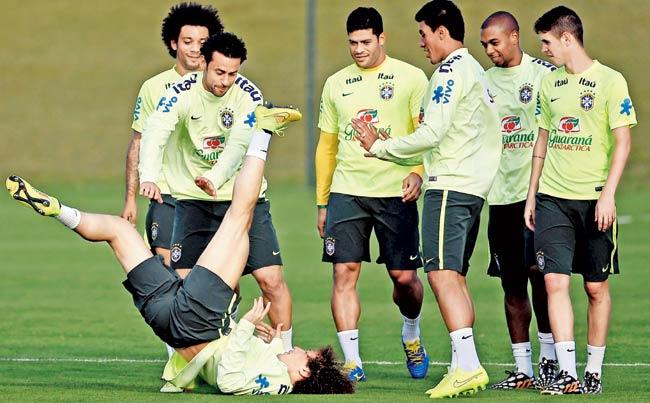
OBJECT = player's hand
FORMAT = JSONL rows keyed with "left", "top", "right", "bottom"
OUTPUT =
{"left": 351, "top": 118, "right": 379, "bottom": 151}
{"left": 121, "top": 198, "right": 138, "bottom": 226}
{"left": 595, "top": 192, "right": 616, "bottom": 232}
{"left": 242, "top": 297, "right": 271, "bottom": 326}
{"left": 255, "top": 321, "right": 283, "bottom": 343}
{"left": 524, "top": 196, "right": 536, "bottom": 231}
{"left": 317, "top": 207, "right": 327, "bottom": 238}
{"left": 402, "top": 173, "right": 423, "bottom": 202}
{"left": 139, "top": 182, "right": 163, "bottom": 203}
{"left": 195, "top": 176, "right": 217, "bottom": 198}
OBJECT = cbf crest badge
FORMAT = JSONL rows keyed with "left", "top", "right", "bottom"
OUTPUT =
{"left": 220, "top": 108, "right": 234, "bottom": 129}
{"left": 536, "top": 251, "right": 545, "bottom": 272}
{"left": 171, "top": 244, "right": 182, "bottom": 263}
{"left": 325, "top": 237, "right": 336, "bottom": 256}
{"left": 150, "top": 222, "right": 159, "bottom": 241}
{"left": 519, "top": 83, "right": 533, "bottom": 104}
{"left": 580, "top": 91, "right": 595, "bottom": 111}
{"left": 379, "top": 83, "right": 394, "bottom": 101}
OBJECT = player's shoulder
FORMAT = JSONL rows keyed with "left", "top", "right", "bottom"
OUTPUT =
{"left": 539, "top": 65, "right": 566, "bottom": 88}
{"left": 594, "top": 61, "right": 627, "bottom": 83}
{"left": 140, "top": 67, "right": 181, "bottom": 91}
{"left": 525, "top": 54, "right": 557, "bottom": 75}
{"left": 326, "top": 64, "right": 360, "bottom": 84}
{"left": 386, "top": 56, "right": 424, "bottom": 74}
{"left": 230, "top": 73, "right": 263, "bottom": 104}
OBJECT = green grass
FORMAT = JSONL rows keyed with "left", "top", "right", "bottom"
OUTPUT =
{"left": 1, "top": 0, "right": 649, "bottom": 184}
{"left": 1, "top": 182, "right": 649, "bottom": 401}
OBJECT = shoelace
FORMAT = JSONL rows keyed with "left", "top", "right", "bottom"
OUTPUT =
{"left": 405, "top": 344, "right": 424, "bottom": 364}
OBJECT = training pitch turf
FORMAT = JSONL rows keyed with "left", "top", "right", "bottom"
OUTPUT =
{"left": 0, "top": 182, "right": 649, "bottom": 401}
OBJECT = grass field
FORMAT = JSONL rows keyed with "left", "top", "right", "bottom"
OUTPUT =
{"left": 1, "top": 182, "right": 649, "bottom": 401}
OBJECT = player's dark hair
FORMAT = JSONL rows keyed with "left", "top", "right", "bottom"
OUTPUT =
{"left": 534, "top": 6, "right": 583, "bottom": 45}
{"left": 200, "top": 32, "right": 247, "bottom": 64}
{"left": 415, "top": 0, "right": 465, "bottom": 42}
{"left": 346, "top": 7, "right": 383, "bottom": 36}
{"left": 161, "top": 2, "right": 223, "bottom": 58}
{"left": 481, "top": 11, "right": 519, "bottom": 32}
{"left": 292, "top": 346, "right": 355, "bottom": 394}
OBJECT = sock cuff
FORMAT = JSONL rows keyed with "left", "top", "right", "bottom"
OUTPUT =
{"left": 587, "top": 344, "right": 606, "bottom": 351}
{"left": 555, "top": 340, "right": 576, "bottom": 349}
{"left": 512, "top": 341, "right": 532, "bottom": 349}
{"left": 538, "top": 332, "right": 555, "bottom": 343}
{"left": 402, "top": 314, "right": 421, "bottom": 324}
{"left": 337, "top": 329, "right": 358, "bottom": 337}
{"left": 281, "top": 327, "right": 293, "bottom": 335}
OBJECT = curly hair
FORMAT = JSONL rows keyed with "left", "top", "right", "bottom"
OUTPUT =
{"left": 161, "top": 2, "right": 223, "bottom": 58}
{"left": 292, "top": 346, "right": 355, "bottom": 394}
{"left": 200, "top": 32, "right": 247, "bottom": 64}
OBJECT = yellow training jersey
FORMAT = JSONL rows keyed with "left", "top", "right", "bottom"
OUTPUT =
{"left": 537, "top": 61, "right": 637, "bottom": 200}
{"left": 318, "top": 56, "right": 428, "bottom": 198}
{"left": 370, "top": 48, "right": 501, "bottom": 199}
{"left": 486, "top": 54, "right": 556, "bottom": 205}
{"left": 132, "top": 66, "right": 185, "bottom": 194}
{"left": 139, "top": 72, "right": 266, "bottom": 201}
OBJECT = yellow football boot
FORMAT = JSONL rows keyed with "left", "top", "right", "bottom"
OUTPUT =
{"left": 426, "top": 366, "right": 489, "bottom": 398}
{"left": 6, "top": 175, "right": 61, "bottom": 216}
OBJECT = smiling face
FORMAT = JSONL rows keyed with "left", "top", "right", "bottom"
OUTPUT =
{"left": 171, "top": 25, "right": 210, "bottom": 74}
{"left": 202, "top": 51, "right": 241, "bottom": 97}
{"left": 418, "top": 21, "right": 447, "bottom": 64}
{"left": 348, "top": 28, "right": 385, "bottom": 69}
{"left": 480, "top": 25, "right": 520, "bottom": 68}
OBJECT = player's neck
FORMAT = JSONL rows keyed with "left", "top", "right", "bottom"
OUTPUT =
{"left": 563, "top": 49, "right": 593, "bottom": 74}
{"left": 174, "top": 63, "right": 200, "bottom": 77}
{"left": 505, "top": 49, "right": 523, "bottom": 68}
{"left": 442, "top": 41, "right": 464, "bottom": 60}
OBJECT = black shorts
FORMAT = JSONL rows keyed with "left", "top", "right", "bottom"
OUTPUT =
{"left": 487, "top": 201, "right": 536, "bottom": 287}
{"left": 322, "top": 193, "right": 421, "bottom": 270}
{"left": 534, "top": 194, "right": 619, "bottom": 282}
{"left": 422, "top": 189, "right": 483, "bottom": 275}
{"left": 145, "top": 194, "right": 176, "bottom": 251}
{"left": 123, "top": 255, "right": 239, "bottom": 348}
{"left": 170, "top": 199, "right": 282, "bottom": 274}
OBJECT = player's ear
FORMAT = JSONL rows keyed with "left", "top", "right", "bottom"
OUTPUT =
{"left": 560, "top": 31, "right": 572, "bottom": 47}
{"left": 510, "top": 29, "right": 519, "bottom": 43}
{"left": 378, "top": 32, "right": 386, "bottom": 46}
{"left": 171, "top": 39, "right": 178, "bottom": 51}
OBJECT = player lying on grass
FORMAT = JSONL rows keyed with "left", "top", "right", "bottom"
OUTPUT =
{"left": 6, "top": 105, "right": 354, "bottom": 396}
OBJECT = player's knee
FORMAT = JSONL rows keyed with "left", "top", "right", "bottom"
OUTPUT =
{"left": 583, "top": 281, "right": 610, "bottom": 303}
{"left": 389, "top": 270, "right": 419, "bottom": 289}
{"left": 543, "top": 273, "right": 568, "bottom": 295}
{"left": 501, "top": 277, "right": 528, "bottom": 299}
{"left": 255, "top": 267, "right": 287, "bottom": 296}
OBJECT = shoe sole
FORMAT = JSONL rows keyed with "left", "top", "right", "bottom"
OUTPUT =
{"left": 7, "top": 175, "right": 53, "bottom": 215}
{"left": 428, "top": 383, "right": 487, "bottom": 399}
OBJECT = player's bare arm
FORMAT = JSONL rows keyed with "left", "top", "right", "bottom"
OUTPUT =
{"left": 122, "top": 130, "right": 143, "bottom": 224}
{"left": 596, "top": 126, "right": 632, "bottom": 232}
{"left": 524, "top": 128, "right": 549, "bottom": 231}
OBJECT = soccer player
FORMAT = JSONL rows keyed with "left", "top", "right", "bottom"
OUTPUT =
{"left": 479, "top": 11, "right": 557, "bottom": 390}
{"left": 524, "top": 6, "right": 636, "bottom": 395}
{"left": 354, "top": 0, "right": 500, "bottom": 398}
{"left": 6, "top": 107, "right": 354, "bottom": 395}
{"left": 316, "top": 7, "right": 429, "bottom": 381}
{"left": 122, "top": 3, "right": 222, "bottom": 267}
{"left": 138, "top": 32, "right": 294, "bottom": 351}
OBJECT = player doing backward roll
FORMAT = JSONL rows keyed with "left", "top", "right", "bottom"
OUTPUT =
{"left": 7, "top": 106, "right": 355, "bottom": 396}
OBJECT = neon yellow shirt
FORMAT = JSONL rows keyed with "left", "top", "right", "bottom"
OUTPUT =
{"left": 537, "top": 61, "right": 637, "bottom": 199}
{"left": 486, "top": 54, "right": 556, "bottom": 205}
{"left": 139, "top": 72, "right": 266, "bottom": 201}
{"left": 132, "top": 66, "right": 186, "bottom": 194}
{"left": 370, "top": 48, "right": 501, "bottom": 199}
{"left": 318, "top": 56, "right": 428, "bottom": 198}
{"left": 161, "top": 320, "right": 292, "bottom": 395}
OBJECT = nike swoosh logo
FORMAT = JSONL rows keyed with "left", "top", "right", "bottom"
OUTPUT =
{"left": 425, "top": 258, "right": 434, "bottom": 264}
{"left": 602, "top": 265, "right": 610, "bottom": 273}
{"left": 191, "top": 115, "right": 202, "bottom": 120}
{"left": 461, "top": 334, "right": 473, "bottom": 340}
{"left": 452, "top": 373, "right": 481, "bottom": 388}
{"left": 409, "top": 255, "right": 418, "bottom": 261}
{"left": 272, "top": 250, "right": 280, "bottom": 256}
{"left": 350, "top": 337, "right": 359, "bottom": 340}
{"left": 342, "top": 92, "right": 353, "bottom": 97}
{"left": 550, "top": 98, "right": 560, "bottom": 102}
{"left": 567, "top": 349, "right": 575, "bottom": 352}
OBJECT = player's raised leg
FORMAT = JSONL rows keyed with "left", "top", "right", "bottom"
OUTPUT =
{"left": 6, "top": 175, "right": 153, "bottom": 273}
